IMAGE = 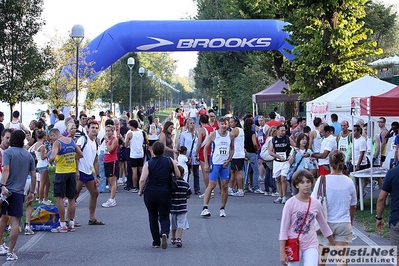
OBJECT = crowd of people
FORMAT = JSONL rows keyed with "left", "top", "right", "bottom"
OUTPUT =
{"left": 1, "top": 103, "right": 399, "bottom": 263}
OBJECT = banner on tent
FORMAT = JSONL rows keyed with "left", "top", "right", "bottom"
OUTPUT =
{"left": 351, "top": 97, "right": 361, "bottom": 116}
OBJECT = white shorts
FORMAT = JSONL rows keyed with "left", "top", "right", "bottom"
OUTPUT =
{"left": 272, "top": 161, "right": 290, "bottom": 179}
{"left": 170, "top": 212, "right": 189, "bottom": 230}
{"left": 36, "top": 172, "right": 41, "bottom": 182}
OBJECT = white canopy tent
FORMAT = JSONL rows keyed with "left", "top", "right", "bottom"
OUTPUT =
{"left": 306, "top": 75, "right": 396, "bottom": 128}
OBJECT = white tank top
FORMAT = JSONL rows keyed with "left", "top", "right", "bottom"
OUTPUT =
{"left": 312, "top": 129, "right": 322, "bottom": 153}
{"left": 129, "top": 130, "right": 144, "bottom": 159}
{"left": 34, "top": 144, "right": 49, "bottom": 168}
{"left": 337, "top": 134, "right": 350, "bottom": 154}
{"left": 233, "top": 128, "right": 245, "bottom": 159}
{"left": 211, "top": 130, "right": 231, "bottom": 165}
{"left": 8, "top": 122, "right": 21, "bottom": 131}
{"left": 147, "top": 123, "right": 159, "bottom": 141}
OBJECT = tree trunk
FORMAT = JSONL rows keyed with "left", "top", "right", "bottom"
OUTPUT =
{"left": 9, "top": 103, "right": 15, "bottom": 121}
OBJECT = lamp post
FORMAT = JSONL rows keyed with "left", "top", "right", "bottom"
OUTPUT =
{"left": 127, "top": 57, "right": 135, "bottom": 112}
{"left": 147, "top": 71, "right": 153, "bottom": 110}
{"left": 139, "top": 67, "right": 145, "bottom": 109}
{"left": 70, "top": 24, "right": 85, "bottom": 117}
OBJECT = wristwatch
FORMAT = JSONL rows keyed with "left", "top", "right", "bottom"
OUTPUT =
{"left": 375, "top": 215, "right": 383, "bottom": 220}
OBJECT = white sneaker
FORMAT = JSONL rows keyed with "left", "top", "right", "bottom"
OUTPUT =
{"left": 0, "top": 243, "right": 9, "bottom": 255}
{"left": 211, "top": 191, "right": 215, "bottom": 198}
{"left": 201, "top": 208, "right": 211, "bottom": 217}
{"left": 6, "top": 252, "right": 18, "bottom": 261}
{"left": 254, "top": 188, "right": 264, "bottom": 194}
{"left": 102, "top": 198, "right": 116, "bottom": 208}
{"left": 228, "top": 187, "right": 235, "bottom": 196}
{"left": 122, "top": 176, "right": 127, "bottom": 183}
{"left": 274, "top": 197, "right": 282, "bottom": 204}
{"left": 42, "top": 199, "right": 53, "bottom": 206}
{"left": 117, "top": 178, "right": 124, "bottom": 185}
{"left": 233, "top": 190, "right": 244, "bottom": 197}
{"left": 282, "top": 196, "right": 288, "bottom": 204}
{"left": 264, "top": 191, "right": 271, "bottom": 196}
{"left": 219, "top": 209, "right": 226, "bottom": 217}
{"left": 271, "top": 192, "right": 280, "bottom": 197}
{"left": 24, "top": 226, "right": 34, "bottom": 235}
{"left": 247, "top": 187, "right": 254, "bottom": 193}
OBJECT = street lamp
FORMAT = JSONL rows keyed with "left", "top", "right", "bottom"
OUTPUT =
{"left": 139, "top": 67, "right": 145, "bottom": 108}
{"left": 70, "top": 24, "right": 85, "bottom": 117}
{"left": 127, "top": 57, "right": 135, "bottom": 112}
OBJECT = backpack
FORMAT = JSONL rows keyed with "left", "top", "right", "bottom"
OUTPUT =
{"left": 79, "top": 135, "right": 99, "bottom": 152}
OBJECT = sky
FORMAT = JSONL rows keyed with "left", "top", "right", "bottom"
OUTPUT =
{"left": 36, "top": 0, "right": 199, "bottom": 77}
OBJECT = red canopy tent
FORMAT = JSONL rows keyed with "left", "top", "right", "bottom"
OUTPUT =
{"left": 355, "top": 85, "right": 399, "bottom": 116}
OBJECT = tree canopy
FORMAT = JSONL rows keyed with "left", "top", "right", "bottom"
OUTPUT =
{"left": 0, "top": 0, "right": 54, "bottom": 118}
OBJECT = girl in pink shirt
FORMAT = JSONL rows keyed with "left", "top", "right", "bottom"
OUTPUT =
{"left": 279, "top": 170, "right": 335, "bottom": 265}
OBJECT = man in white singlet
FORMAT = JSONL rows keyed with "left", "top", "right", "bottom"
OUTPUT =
{"left": 201, "top": 117, "right": 234, "bottom": 218}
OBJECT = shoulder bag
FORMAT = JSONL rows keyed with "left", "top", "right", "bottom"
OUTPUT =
{"left": 168, "top": 158, "right": 179, "bottom": 191}
{"left": 314, "top": 175, "right": 328, "bottom": 231}
{"left": 285, "top": 197, "right": 311, "bottom": 262}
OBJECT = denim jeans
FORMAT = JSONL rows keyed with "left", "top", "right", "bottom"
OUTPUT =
{"left": 98, "top": 151, "right": 106, "bottom": 192}
{"left": 245, "top": 152, "right": 260, "bottom": 190}
{"left": 264, "top": 164, "right": 275, "bottom": 192}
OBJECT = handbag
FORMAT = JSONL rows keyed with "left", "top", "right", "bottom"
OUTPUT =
{"left": 314, "top": 175, "right": 327, "bottom": 231}
{"left": 286, "top": 155, "right": 305, "bottom": 181}
{"left": 285, "top": 197, "right": 311, "bottom": 262}
{"left": 168, "top": 158, "right": 179, "bottom": 191}
{"left": 260, "top": 138, "right": 274, "bottom": 161}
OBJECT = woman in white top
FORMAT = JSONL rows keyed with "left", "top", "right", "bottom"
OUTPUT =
{"left": 311, "top": 150, "right": 357, "bottom": 255}
{"left": 228, "top": 116, "right": 245, "bottom": 197}
{"left": 145, "top": 115, "right": 161, "bottom": 157}
{"left": 33, "top": 129, "right": 51, "bottom": 205}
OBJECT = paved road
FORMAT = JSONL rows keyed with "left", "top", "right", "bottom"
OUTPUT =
{"left": 2, "top": 178, "right": 391, "bottom": 266}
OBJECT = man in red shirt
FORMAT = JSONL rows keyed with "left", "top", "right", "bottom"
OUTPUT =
{"left": 266, "top": 112, "right": 280, "bottom": 127}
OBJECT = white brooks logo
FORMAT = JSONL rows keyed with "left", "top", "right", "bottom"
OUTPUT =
{"left": 136, "top": 37, "right": 174, "bottom": 51}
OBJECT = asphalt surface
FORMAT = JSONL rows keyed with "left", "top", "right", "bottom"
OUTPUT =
{"left": 0, "top": 178, "right": 392, "bottom": 266}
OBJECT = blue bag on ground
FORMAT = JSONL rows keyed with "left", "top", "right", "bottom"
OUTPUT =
{"left": 30, "top": 205, "right": 60, "bottom": 231}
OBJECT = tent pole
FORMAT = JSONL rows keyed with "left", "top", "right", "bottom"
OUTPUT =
{"left": 370, "top": 116, "right": 373, "bottom": 214}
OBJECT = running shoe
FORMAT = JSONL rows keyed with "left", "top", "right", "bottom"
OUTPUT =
{"left": 274, "top": 197, "right": 283, "bottom": 204}
{"left": 131, "top": 188, "right": 139, "bottom": 193}
{"left": 271, "top": 192, "right": 280, "bottom": 197}
{"left": 42, "top": 199, "right": 53, "bottom": 206}
{"left": 51, "top": 226, "right": 68, "bottom": 233}
{"left": 281, "top": 196, "right": 288, "bottom": 204}
{"left": 117, "top": 178, "right": 124, "bottom": 185}
{"left": 175, "top": 238, "right": 182, "bottom": 248}
{"left": 233, "top": 190, "right": 244, "bottom": 197}
{"left": 264, "top": 191, "right": 271, "bottom": 196}
{"left": 0, "top": 243, "right": 9, "bottom": 255}
{"left": 6, "top": 252, "right": 18, "bottom": 261}
{"left": 24, "top": 226, "right": 34, "bottom": 235}
{"left": 171, "top": 238, "right": 176, "bottom": 245}
{"left": 219, "top": 209, "right": 226, "bottom": 217}
{"left": 201, "top": 208, "right": 211, "bottom": 217}
{"left": 228, "top": 187, "right": 235, "bottom": 196}
{"left": 101, "top": 198, "right": 116, "bottom": 208}
{"left": 247, "top": 187, "right": 254, "bottom": 193}
{"left": 254, "top": 188, "right": 264, "bottom": 194}
{"left": 68, "top": 222, "right": 75, "bottom": 232}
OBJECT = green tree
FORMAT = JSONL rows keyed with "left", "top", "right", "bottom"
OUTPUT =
{"left": 281, "top": 0, "right": 382, "bottom": 99}
{"left": 0, "top": 0, "right": 54, "bottom": 119}
{"left": 363, "top": 0, "right": 399, "bottom": 60}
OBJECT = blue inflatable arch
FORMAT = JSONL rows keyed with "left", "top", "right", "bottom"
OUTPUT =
{"left": 82, "top": 19, "right": 294, "bottom": 78}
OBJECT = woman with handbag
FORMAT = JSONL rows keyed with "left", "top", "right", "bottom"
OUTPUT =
{"left": 261, "top": 127, "right": 278, "bottom": 196}
{"left": 279, "top": 170, "right": 335, "bottom": 266}
{"left": 311, "top": 150, "right": 357, "bottom": 266}
{"left": 138, "top": 141, "right": 180, "bottom": 249}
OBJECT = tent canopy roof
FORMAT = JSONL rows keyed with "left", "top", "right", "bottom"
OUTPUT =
{"left": 252, "top": 79, "right": 301, "bottom": 103}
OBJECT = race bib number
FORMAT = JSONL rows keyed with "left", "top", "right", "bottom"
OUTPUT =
{"left": 277, "top": 152, "right": 286, "bottom": 160}
{"left": 339, "top": 145, "right": 347, "bottom": 152}
{"left": 219, "top": 147, "right": 228, "bottom": 155}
